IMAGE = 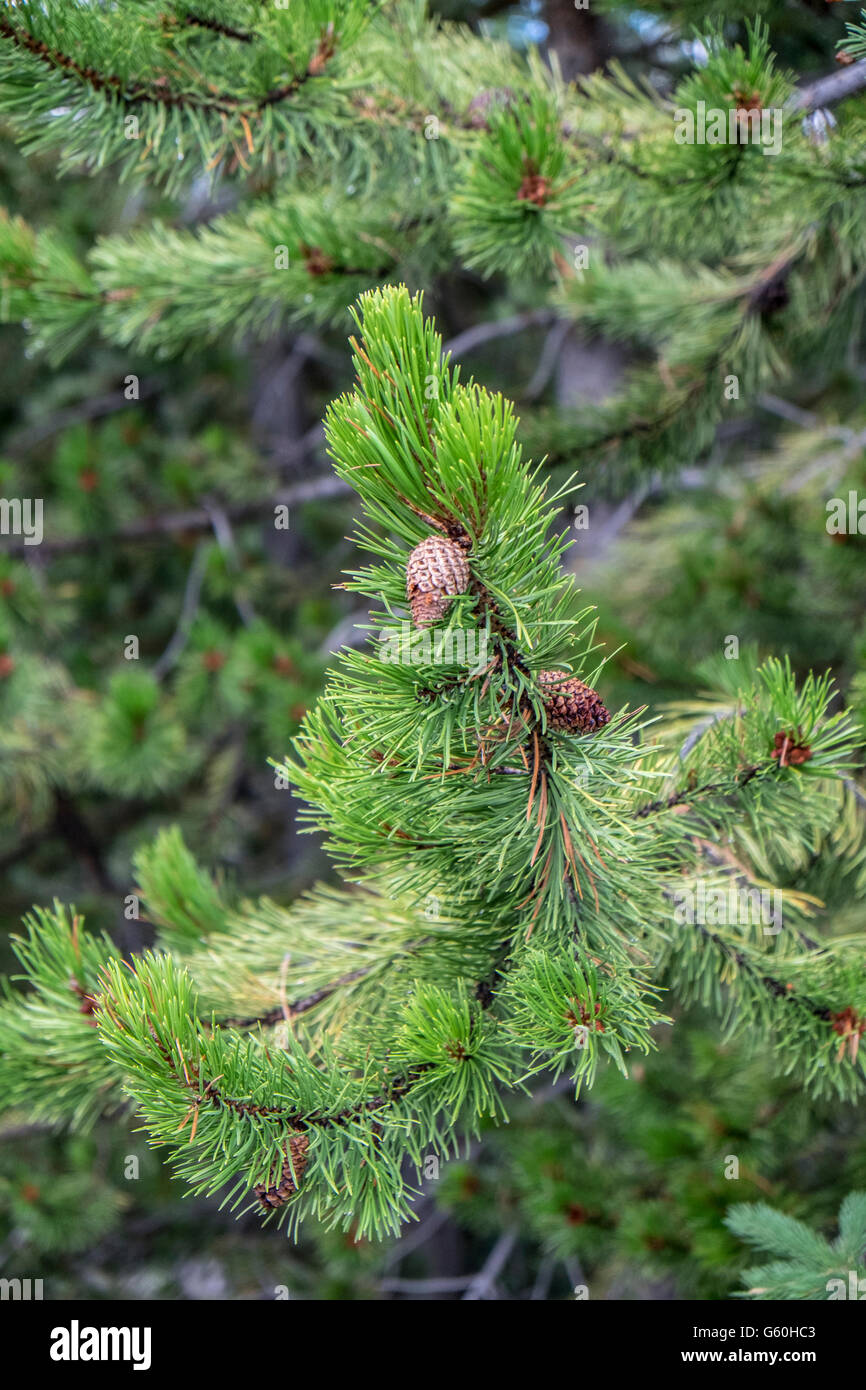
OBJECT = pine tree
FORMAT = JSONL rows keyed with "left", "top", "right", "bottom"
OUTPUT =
{"left": 1, "top": 286, "right": 862, "bottom": 1239}
{"left": 1, "top": 0, "right": 866, "bottom": 1289}
{"left": 2, "top": 3, "right": 865, "bottom": 924}
{"left": 3, "top": 2, "right": 865, "bottom": 482}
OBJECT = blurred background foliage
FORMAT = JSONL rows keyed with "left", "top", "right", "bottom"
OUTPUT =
{"left": 0, "top": 0, "right": 864, "bottom": 1298}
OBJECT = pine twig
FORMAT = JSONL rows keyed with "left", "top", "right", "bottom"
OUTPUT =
{"left": 0, "top": 473, "right": 349, "bottom": 557}
{"left": 152, "top": 541, "right": 209, "bottom": 681}
{"left": 462, "top": 1227, "right": 519, "bottom": 1300}
{"left": 789, "top": 59, "right": 866, "bottom": 112}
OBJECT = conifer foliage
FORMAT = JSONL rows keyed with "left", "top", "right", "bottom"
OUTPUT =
{"left": 1, "top": 0, "right": 866, "bottom": 1282}
{"left": 0, "top": 286, "right": 863, "bottom": 1239}
{"left": 3, "top": 0, "right": 866, "bottom": 486}
{"left": 727, "top": 1192, "right": 866, "bottom": 1300}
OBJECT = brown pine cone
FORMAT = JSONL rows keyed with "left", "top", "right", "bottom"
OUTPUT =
{"left": 406, "top": 535, "right": 470, "bottom": 628}
{"left": 254, "top": 1134, "right": 309, "bottom": 1210}
{"left": 538, "top": 669, "right": 610, "bottom": 734}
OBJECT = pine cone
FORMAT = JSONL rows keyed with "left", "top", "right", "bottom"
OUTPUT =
{"left": 538, "top": 670, "right": 610, "bottom": 734}
{"left": 254, "top": 1134, "right": 309, "bottom": 1210}
{"left": 406, "top": 535, "right": 470, "bottom": 628}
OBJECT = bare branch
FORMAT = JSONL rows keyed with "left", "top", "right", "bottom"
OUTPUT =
{"left": 0, "top": 472, "right": 350, "bottom": 558}
{"left": 789, "top": 59, "right": 866, "bottom": 113}
{"left": 462, "top": 1227, "right": 519, "bottom": 1301}
{"left": 445, "top": 309, "right": 560, "bottom": 360}
{"left": 152, "top": 541, "right": 210, "bottom": 681}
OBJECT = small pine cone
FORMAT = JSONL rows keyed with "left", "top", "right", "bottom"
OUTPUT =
{"left": 538, "top": 670, "right": 610, "bottom": 734}
{"left": 254, "top": 1134, "right": 309, "bottom": 1211}
{"left": 406, "top": 535, "right": 470, "bottom": 628}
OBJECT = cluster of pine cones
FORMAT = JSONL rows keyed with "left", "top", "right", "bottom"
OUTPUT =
{"left": 405, "top": 534, "right": 610, "bottom": 735}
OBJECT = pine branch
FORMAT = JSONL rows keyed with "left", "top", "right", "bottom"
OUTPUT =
{"left": 727, "top": 1193, "right": 866, "bottom": 1299}
{"left": 180, "top": 14, "right": 254, "bottom": 45}
{"left": 634, "top": 764, "right": 762, "bottom": 818}
{"left": 1, "top": 288, "right": 863, "bottom": 1238}
{"left": 0, "top": 472, "right": 346, "bottom": 557}
{"left": 0, "top": 12, "right": 341, "bottom": 117}
{"left": 789, "top": 58, "right": 866, "bottom": 112}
